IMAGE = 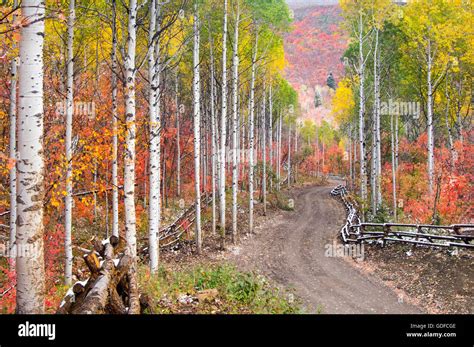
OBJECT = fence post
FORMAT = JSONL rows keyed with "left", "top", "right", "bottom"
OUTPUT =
{"left": 382, "top": 224, "right": 390, "bottom": 248}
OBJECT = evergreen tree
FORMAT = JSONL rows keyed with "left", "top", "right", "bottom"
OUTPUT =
{"left": 326, "top": 72, "right": 336, "bottom": 90}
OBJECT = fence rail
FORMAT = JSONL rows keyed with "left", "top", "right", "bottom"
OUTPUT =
{"left": 331, "top": 185, "right": 474, "bottom": 250}
{"left": 139, "top": 193, "right": 212, "bottom": 256}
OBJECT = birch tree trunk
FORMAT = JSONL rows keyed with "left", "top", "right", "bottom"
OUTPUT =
{"left": 427, "top": 39, "right": 434, "bottom": 194}
{"left": 358, "top": 12, "right": 368, "bottom": 204}
{"left": 294, "top": 123, "right": 298, "bottom": 182}
{"left": 261, "top": 85, "right": 267, "bottom": 215}
{"left": 8, "top": 0, "right": 19, "bottom": 265}
{"left": 111, "top": 0, "right": 119, "bottom": 238}
{"left": 349, "top": 125, "right": 353, "bottom": 188}
{"left": 268, "top": 84, "right": 273, "bottom": 189}
{"left": 219, "top": 0, "right": 228, "bottom": 248}
{"left": 371, "top": 108, "right": 377, "bottom": 213}
{"left": 391, "top": 112, "right": 397, "bottom": 221}
{"left": 124, "top": 0, "right": 139, "bottom": 313}
{"left": 231, "top": 3, "right": 240, "bottom": 243}
{"left": 193, "top": 3, "right": 202, "bottom": 253}
{"left": 287, "top": 124, "right": 291, "bottom": 188}
{"left": 16, "top": 0, "right": 46, "bottom": 314}
{"left": 64, "top": 0, "right": 75, "bottom": 286}
{"left": 395, "top": 113, "right": 399, "bottom": 170}
{"left": 209, "top": 28, "right": 217, "bottom": 235}
{"left": 124, "top": 0, "right": 138, "bottom": 257}
{"left": 175, "top": 74, "right": 181, "bottom": 197}
{"left": 148, "top": 0, "right": 161, "bottom": 274}
{"left": 277, "top": 110, "right": 282, "bottom": 190}
{"left": 248, "top": 30, "right": 258, "bottom": 233}
{"left": 374, "top": 29, "right": 382, "bottom": 208}
{"left": 371, "top": 29, "right": 378, "bottom": 214}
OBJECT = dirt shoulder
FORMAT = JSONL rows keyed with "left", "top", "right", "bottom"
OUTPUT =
{"left": 346, "top": 244, "right": 474, "bottom": 314}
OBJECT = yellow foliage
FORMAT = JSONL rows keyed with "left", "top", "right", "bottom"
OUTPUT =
{"left": 332, "top": 78, "right": 355, "bottom": 125}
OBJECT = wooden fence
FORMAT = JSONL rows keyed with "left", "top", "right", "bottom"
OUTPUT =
{"left": 331, "top": 185, "right": 474, "bottom": 250}
{"left": 139, "top": 193, "right": 213, "bottom": 256}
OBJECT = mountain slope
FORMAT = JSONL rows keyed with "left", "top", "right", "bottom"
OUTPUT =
{"left": 284, "top": 5, "right": 348, "bottom": 123}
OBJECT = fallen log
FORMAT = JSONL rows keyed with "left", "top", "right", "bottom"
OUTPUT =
{"left": 57, "top": 236, "right": 140, "bottom": 314}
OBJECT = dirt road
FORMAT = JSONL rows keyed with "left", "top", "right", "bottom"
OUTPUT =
{"left": 231, "top": 183, "right": 422, "bottom": 314}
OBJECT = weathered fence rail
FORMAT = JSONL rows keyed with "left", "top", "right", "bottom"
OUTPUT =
{"left": 139, "top": 193, "right": 212, "bottom": 256}
{"left": 331, "top": 185, "right": 474, "bottom": 250}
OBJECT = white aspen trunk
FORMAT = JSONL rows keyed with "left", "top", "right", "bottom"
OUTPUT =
{"left": 249, "top": 30, "right": 258, "bottom": 233}
{"left": 371, "top": 112, "right": 377, "bottom": 213}
{"left": 231, "top": 3, "right": 240, "bottom": 243}
{"left": 111, "top": 0, "right": 119, "bottom": 238}
{"left": 358, "top": 12, "right": 367, "bottom": 204}
{"left": 391, "top": 113, "right": 397, "bottom": 221}
{"left": 277, "top": 110, "right": 282, "bottom": 190}
{"left": 123, "top": 0, "right": 140, "bottom": 313}
{"left": 209, "top": 25, "right": 217, "bottom": 234}
{"left": 353, "top": 126, "right": 357, "bottom": 182}
{"left": 294, "top": 123, "right": 298, "bottom": 182}
{"left": 105, "top": 166, "right": 109, "bottom": 236}
{"left": 175, "top": 74, "right": 181, "bottom": 197}
{"left": 148, "top": 0, "right": 160, "bottom": 274}
{"left": 143, "top": 157, "right": 147, "bottom": 208}
{"left": 124, "top": 0, "right": 138, "bottom": 257}
{"left": 262, "top": 84, "right": 267, "bottom": 215}
{"left": 427, "top": 39, "right": 434, "bottom": 194}
{"left": 371, "top": 29, "right": 378, "bottom": 214}
{"left": 268, "top": 84, "right": 273, "bottom": 188}
{"left": 349, "top": 125, "right": 353, "bottom": 188}
{"left": 374, "top": 29, "right": 382, "bottom": 208}
{"left": 288, "top": 124, "right": 291, "bottom": 188}
{"left": 16, "top": 0, "right": 46, "bottom": 314}
{"left": 316, "top": 128, "right": 320, "bottom": 176}
{"left": 395, "top": 113, "right": 399, "bottom": 170}
{"left": 162, "top": 147, "right": 166, "bottom": 208}
{"left": 322, "top": 142, "right": 325, "bottom": 172}
{"left": 202, "top": 114, "right": 207, "bottom": 192}
{"left": 8, "top": 0, "right": 18, "bottom": 265}
{"left": 237, "top": 106, "right": 241, "bottom": 192}
{"left": 193, "top": 3, "right": 202, "bottom": 253}
{"left": 240, "top": 100, "right": 248, "bottom": 192}
{"left": 219, "top": 0, "right": 228, "bottom": 248}
{"left": 64, "top": 0, "right": 75, "bottom": 286}
{"left": 93, "top": 161, "right": 97, "bottom": 219}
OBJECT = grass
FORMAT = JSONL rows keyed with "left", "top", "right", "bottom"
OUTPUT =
{"left": 139, "top": 263, "right": 301, "bottom": 314}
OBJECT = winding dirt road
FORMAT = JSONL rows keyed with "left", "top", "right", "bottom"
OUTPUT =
{"left": 231, "top": 183, "right": 422, "bottom": 314}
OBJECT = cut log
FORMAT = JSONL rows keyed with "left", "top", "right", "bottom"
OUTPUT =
{"left": 56, "top": 290, "right": 75, "bottom": 314}
{"left": 73, "top": 282, "right": 85, "bottom": 295}
{"left": 72, "top": 244, "right": 115, "bottom": 314}
{"left": 57, "top": 236, "right": 141, "bottom": 315}
{"left": 84, "top": 252, "right": 101, "bottom": 278}
{"left": 108, "top": 287, "right": 127, "bottom": 314}
{"left": 110, "top": 235, "right": 120, "bottom": 247}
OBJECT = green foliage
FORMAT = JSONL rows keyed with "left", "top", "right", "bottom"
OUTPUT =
{"left": 245, "top": 0, "right": 292, "bottom": 31}
{"left": 272, "top": 190, "right": 294, "bottom": 211}
{"left": 300, "top": 119, "right": 317, "bottom": 143}
{"left": 139, "top": 264, "right": 301, "bottom": 314}
{"left": 367, "top": 204, "right": 392, "bottom": 223}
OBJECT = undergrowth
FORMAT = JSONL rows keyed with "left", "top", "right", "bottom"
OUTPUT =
{"left": 139, "top": 263, "right": 301, "bottom": 314}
